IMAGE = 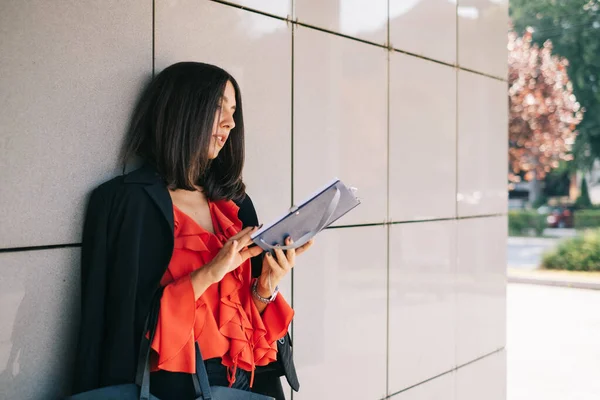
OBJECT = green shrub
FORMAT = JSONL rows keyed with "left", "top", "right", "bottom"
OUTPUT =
{"left": 508, "top": 210, "right": 547, "bottom": 236}
{"left": 574, "top": 210, "right": 600, "bottom": 229}
{"left": 542, "top": 229, "right": 600, "bottom": 271}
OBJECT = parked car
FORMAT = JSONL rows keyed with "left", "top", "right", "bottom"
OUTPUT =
{"left": 545, "top": 206, "right": 574, "bottom": 228}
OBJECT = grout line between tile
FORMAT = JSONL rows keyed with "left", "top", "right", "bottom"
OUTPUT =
{"left": 292, "top": 20, "right": 386, "bottom": 49}
{"left": 386, "top": 223, "right": 391, "bottom": 398}
{"left": 387, "top": 0, "right": 390, "bottom": 48}
{"left": 450, "top": 213, "right": 507, "bottom": 220}
{"left": 0, "top": 243, "right": 81, "bottom": 254}
{"left": 325, "top": 213, "right": 507, "bottom": 231}
{"left": 385, "top": 8, "right": 391, "bottom": 393}
{"left": 210, "top": 0, "right": 287, "bottom": 21}
{"left": 0, "top": 215, "right": 507, "bottom": 254}
{"left": 386, "top": 7, "right": 391, "bottom": 228}
{"left": 454, "top": 5, "right": 459, "bottom": 392}
{"left": 454, "top": 213, "right": 460, "bottom": 399}
{"left": 152, "top": 0, "right": 155, "bottom": 78}
{"left": 209, "top": 0, "right": 506, "bottom": 82}
{"left": 458, "top": 66, "right": 506, "bottom": 82}
{"left": 291, "top": 0, "right": 296, "bottom": 21}
{"left": 290, "top": 15, "right": 295, "bottom": 400}
{"left": 290, "top": 19, "right": 295, "bottom": 223}
{"left": 455, "top": 9, "right": 459, "bottom": 220}
{"left": 455, "top": 68, "right": 459, "bottom": 218}
{"left": 385, "top": 347, "right": 506, "bottom": 398}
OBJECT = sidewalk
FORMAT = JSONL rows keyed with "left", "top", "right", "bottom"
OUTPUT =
{"left": 508, "top": 268, "right": 600, "bottom": 290}
{"left": 508, "top": 283, "right": 600, "bottom": 399}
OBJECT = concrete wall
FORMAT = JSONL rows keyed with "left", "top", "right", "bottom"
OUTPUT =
{"left": 0, "top": 1, "right": 508, "bottom": 399}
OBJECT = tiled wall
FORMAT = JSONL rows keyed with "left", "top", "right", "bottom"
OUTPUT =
{"left": 0, "top": 1, "right": 508, "bottom": 399}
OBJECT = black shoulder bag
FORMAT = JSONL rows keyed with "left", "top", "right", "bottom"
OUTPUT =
{"left": 66, "top": 287, "right": 274, "bottom": 400}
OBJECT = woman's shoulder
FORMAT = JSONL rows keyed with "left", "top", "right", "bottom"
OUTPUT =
{"left": 90, "top": 174, "right": 144, "bottom": 204}
{"left": 89, "top": 164, "right": 164, "bottom": 209}
{"left": 232, "top": 191, "right": 251, "bottom": 208}
{"left": 233, "top": 193, "right": 259, "bottom": 227}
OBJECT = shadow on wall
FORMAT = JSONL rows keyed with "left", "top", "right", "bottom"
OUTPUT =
{"left": 0, "top": 248, "right": 81, "bottom": 399}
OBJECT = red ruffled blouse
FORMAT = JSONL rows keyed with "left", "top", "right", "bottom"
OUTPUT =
{"left": 150, "top": 199, "right": 294, "bottom": 387}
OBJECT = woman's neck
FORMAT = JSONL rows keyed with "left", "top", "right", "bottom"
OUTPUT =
{"left": 169, "top": 186, "right": 207, "bottom": 203}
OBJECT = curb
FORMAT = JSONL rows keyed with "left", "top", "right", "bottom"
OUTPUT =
{"left": 508, "top": 274, "right": 600, "bottom": 290}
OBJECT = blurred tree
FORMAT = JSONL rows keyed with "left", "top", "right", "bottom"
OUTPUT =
{"left": 543, "top": 161, "right": 571, "bottom": 197}
{"left": 508, "top": 29, "right": 583, "bottom": 202}
{"left": 575, "top": 176, "right": 593, "bottom": 208}
{"left": 510, "top": 0, "right": 600, "bottom": 170}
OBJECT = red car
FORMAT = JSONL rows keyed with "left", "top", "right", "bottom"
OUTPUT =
{"left": 546, "top": 207, "right": 574, "bottom": 228}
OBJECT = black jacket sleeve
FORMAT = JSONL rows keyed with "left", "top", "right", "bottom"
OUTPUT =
{"left": 72, "top": 188, "right": 109, "bottom": 394}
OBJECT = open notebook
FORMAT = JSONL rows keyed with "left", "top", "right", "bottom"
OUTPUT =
{"left": 250, "top": 178, "right": 361, "bottom": 251}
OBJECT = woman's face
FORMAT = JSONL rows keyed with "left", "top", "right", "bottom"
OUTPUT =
{"left": 208, "top": 80, "right": 236, "bottom": 160}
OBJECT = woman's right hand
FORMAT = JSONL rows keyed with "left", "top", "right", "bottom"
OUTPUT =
{"left": 204, "top": 226, "right": 264, "bottom": 284}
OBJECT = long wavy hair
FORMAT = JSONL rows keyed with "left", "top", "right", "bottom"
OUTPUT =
{"left": 120, "top": 61, "right": 246, "bottom": 201}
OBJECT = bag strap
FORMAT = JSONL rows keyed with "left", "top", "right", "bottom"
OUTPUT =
{"left": 258, "top": 186, "right": 341, "bottom": 251}
{"left": 134, "top": 287, "right": 164, "bottom": 400}
{"left": 193, "top": 342, "right": 213, "bottom": 400}
{"left": 133, "top": 287, "right": 208, "bottom": 400}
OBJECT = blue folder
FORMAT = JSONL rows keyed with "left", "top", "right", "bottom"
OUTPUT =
{"left": 251, "top": 178, "right": 361, "bottom": 251}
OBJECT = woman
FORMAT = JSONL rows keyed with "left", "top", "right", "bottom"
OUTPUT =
{"left": 72, "top": 62, "right": 312, "bottom": 399}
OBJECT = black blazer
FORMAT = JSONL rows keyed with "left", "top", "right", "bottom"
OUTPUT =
{"left": 72, "top": 163, "right": 299, "bottom": 397}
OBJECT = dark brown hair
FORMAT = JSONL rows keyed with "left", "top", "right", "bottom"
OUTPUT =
{"left": 120, "top": 61, "right": 246, "bottom": 201}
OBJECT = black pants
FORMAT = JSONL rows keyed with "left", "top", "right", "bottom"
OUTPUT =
{"left": 150, "top": 358, "right": 285, "bottom": 400}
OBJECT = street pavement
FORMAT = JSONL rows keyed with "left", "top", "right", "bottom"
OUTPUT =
{"left": 507, "top": 229, "right": 576, "bottom": 270}
{"left": 508, "top": 283, "right": 600, "bottom": 400}
{"left": 507, "top": 237, "right": 559, "bottom": 270}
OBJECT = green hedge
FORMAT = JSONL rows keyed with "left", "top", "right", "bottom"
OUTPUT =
{"left": 574, "top": 210, "right": 600, "bottom": 230}
{"left": 508, "top": 210, "right": 547, "bottom": 236}
{"left": 542, "top": 229, "right": 600, "bottom": 271}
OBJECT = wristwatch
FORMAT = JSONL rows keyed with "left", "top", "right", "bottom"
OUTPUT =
{"left": 251, "top": 279, "right": 279, "bottom": 304}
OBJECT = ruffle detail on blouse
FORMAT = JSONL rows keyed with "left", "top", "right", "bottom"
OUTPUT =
{"left": 150, "top": 198, "right": 293, "bottom": 388}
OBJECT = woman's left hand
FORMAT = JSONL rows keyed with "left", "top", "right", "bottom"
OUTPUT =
{"left": 257, "top": 236, "right": 315, "bottom": 297}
